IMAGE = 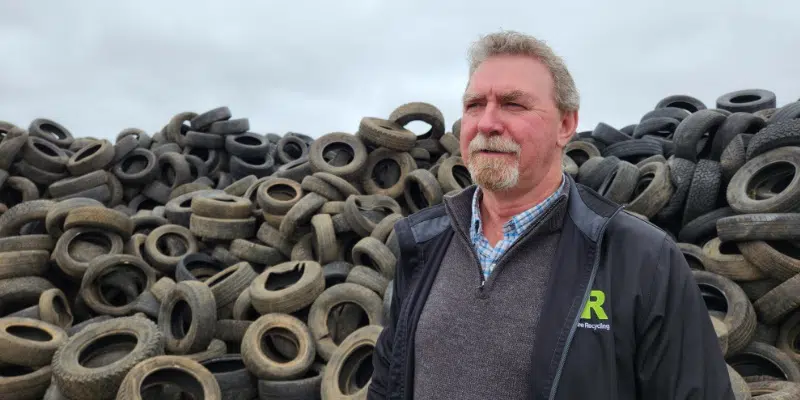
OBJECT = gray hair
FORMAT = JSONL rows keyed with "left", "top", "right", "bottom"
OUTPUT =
{"left": 467, "top": 30, "right": 580, "bottom": 114}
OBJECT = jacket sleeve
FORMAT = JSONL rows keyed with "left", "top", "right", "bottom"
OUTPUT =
{"left": 634, "top": 235, "right": 735, "bottom": 400}
{"left": 367, "top": 233, "right": 405, "bottom": 399}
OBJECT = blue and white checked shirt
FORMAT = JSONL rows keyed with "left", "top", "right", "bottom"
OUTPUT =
{"left": 470, "top": 174, "right": 567, "bottom": 283}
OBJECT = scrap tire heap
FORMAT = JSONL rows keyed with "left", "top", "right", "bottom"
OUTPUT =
{"left": 0, "top": 102, "right": 470, "bottom": 399}
{"left": 0, "top": 89, "right": 798, "bottom": 398}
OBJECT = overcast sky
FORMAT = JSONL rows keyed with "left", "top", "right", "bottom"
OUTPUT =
{"left": 1, "top": 1, "right": 798, "bottom": 141}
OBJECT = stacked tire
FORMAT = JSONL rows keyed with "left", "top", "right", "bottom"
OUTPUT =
{"left": 566, "top": 90, "right": 800, "bottom": 399}
{"left": 0, "top": 101, "right": 470, "bottom": 399}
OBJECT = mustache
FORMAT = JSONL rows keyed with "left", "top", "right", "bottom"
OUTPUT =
{"left": 468, "top": 134, "right": 521, "bottom": 155}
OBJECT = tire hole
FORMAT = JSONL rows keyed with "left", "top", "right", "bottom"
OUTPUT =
{"left": 452, "top": 164, "right": 473, "bottom": 188}
{"left": 206, "top": 267, "right": 237, "bottom": 288}
{"left": 139, "top": 368, "right": 205, "bottom": 399}
{"left": 747, "top": 162, "right": 796, "bottom": 200}
{"left": 122, "top": 154, "right": 149, "bottom": 173}
{"left": 170, "top": 300, "right": 192, "bottom": 340}
{"left": 203, "top": 358, "right": 245, "bottom": 374}
{"left": 0, "top": 365, "right": 35, "bottom": 377}
{"left": 241, "top": 155, "right": 268, "bottom": 166}
{"left": 235, "top": 135, "right": 262, "bottom": 146}
{"left": 719, "top": 241, "right": 741, "bottom": 255}
{"left": 322, "top": 143, "right": 355, "bottom": 167}
{"left": 75, "top": 143, "right": 101, "bottom": 162}
{"left": 265, "top": 264, "right": 304, "bottom": 291}
{"left": 338, "top": 344, "right": 375, "bottom": 394}
{"left": 267, "top": 184, "right": 298, "bottom": 201}
{"left": 79, "top": 333, "right": 138, "bottom": 368}
{"left": 666, "top": 101, "right": 698, "bottom": 113}
{"left": 6, "top": 325, "right": 52, "bottom": 342}
{"left": 730, "top": 95, "right": 761, "bottom": 104}
{"left": 34, "top": 142, "right": 59, "bottom": 157}
{"left": 403, "top": 121, "right": 432, "bottom": 136}
{"left": 407, "top": 179, "right": 428, "bottom": 210}
{"left": 697, "top": 283, "right": 728, "bottom": 314}
{"left": 372, "top": 159, "right": 401, "bottom": 189}
{"left": 188, "top": 147, "right": 210, "bottom": 161}
{"left": 728, "top": 354, "right": 787, "bottom": 380}
{"left": 283, "top": 142, "right": 304, "bottom": 159}
{"left": 328, "top": 303, "right": 368, "bottom": 344}
{"left": 260, "top": 328, "right": 298, "bottom": 362}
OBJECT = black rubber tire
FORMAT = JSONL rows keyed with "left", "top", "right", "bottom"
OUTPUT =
{"left": 144, "top": 224, "right": 199, "bottom": 273}
{"left": 22, "top": 136, "right": 69, "bottom": 173}
{"left": 301, "top": 175, "right": 343, "bottom": 201}
{"left": 205, "top": 262, "right": 259, "bottom": 312}
{"left": 310, "top": 214, "right": 338, "bottom": 264}
{"left": 67, "top": 139, "right": 114, "bottom": 176}
{"left": 361, "top": 147, "right": 417, "bottom": 199}
{"left": 632, "top": 117, "right": 680, "bottom": 139}
{"left": 113, "top": 148, "right": 159, "bottom": 186}
{"left": 307, "top": 283, "right": 383, "bottom": 362}
{"left": 564, "top": 141, "right": 601, "bottom": 166}
{"left": 176, "top": 252, "right": 226, "bottom": 282}
{"left": 116, "top": 355, "right": 221, "bottom": 399}
{"left": 677, "top": 207, "right": 736, "bottom": 245}
{"left": 745, "top": 119, "right": 800, "bottom": 161}
{"left": 591, "top": 122, "right": 631, "bottom": 145}
{"left": 157, "top": 152, "right": 193, "bottom": 189}
{"left": 200, "top": 354, "right": 257, "bottom": 400}
{"left": 190, "top": 214, "right": 257, "bottom": 241}
{"left": 701, "top": 237, "right": 765, "bottom": 282}
{"left": 28, "top": 118, "right": 74, "bottom": 148}
{"left": 225, "top": 132, "right": 271, "bottom": 158}
{"left": 241, "top": 313, "right": 316, "bottom": 380}
{"left": 436, "top": 156, "right": 472, "bottom": 193}
{"left": 0, "top": 200, "right": 55, "bottom": 238}
{"left": 655, "top": 95, "right": 707, "bottom": 113}
{"left": 403, "top": 168, "right": 443, "bottom": 212}
{"left": 625, "top": 161, "right": 674, "bottom": 218}
{"left": 320, "top": 324, "right": 382, "bottom": 399}
{"left": 716, "top": 89, "right": 777, "bottom": 114}
{"left": 250, "top": 260, "right": 325, "bottom": 315}
{"left": 80, "top": 254, "right": 157, "bottom": 317}
{"left": 308, "top": 132, "right": 368, "bottom": 181}
{"left": 191, "top": 106, "right": 231, "bottom": 130}
{"left": 278, "top": 193, "right": 326, "bottom": 238}
{"left": 388, "top": 101, "right": 445, "bottom": 141}
{"left": 693, "top": 270, "right": 756, "bottom": 355}
{"left": 323, "top": 261, "right": 352, "bottom": 289}
{"left": 727, "top": 146, "right": 800, "bottom": 214}
{"left": 710, "top": 112, "right": 766, "bottom": 161}
{"left": 210, "top": 118, "right": 250, "bottom": 135}
{"left": 0, "top": 127, "right": 28, "bottom": 171}
{"left": 718, "top": 213, "right": 800, "bottom": 242}
{"left": 45, "top": 197, "right": 105, "bottom": 238}
{"left": 276, "top": 135, "right": 309, "bottom": 164}
{"left": 313, "top": 172, "right": 360, "bottom": 199}
{"left": 52, "top": 315, "right": 164, "bottom": 400}
{"left": 655, "top": 157, "right": 695, "bottom": 223}
{"left": 579, "top": 156, "right": 620, "bottom": 190}
{"left": 747, "top": 380, "right": 800, "bottom": 399}
{"left": 356, "top": 117, "right": 416, "bottom": 151}
{"left": 346, "top": 265, "right": 389, "bottom": 296}
{"left": 229, "top": 154, "right": 277, "bottom": 179}
{"left": 682, "top": 160, "right": 723, "bottom": 226}
{"left": 185, "top": 130, "right": 225, "bottom": 148}
{"left": 601, "top": 139, "right": 663, "bottom": 160}
{"left": 728, "top": 341, "right": 800, "bottom": 382}
{"left": 191, "top": 193, "right": 252, "bottom": 219}
{"left": 229, "top": 238, "right": 284, "bottom": 267}
{"left": 257, "top": 362, "right": 324, "bottom": 400}
{"left": 768, "top": 101, "right": 800, "bottom": 124}
{"left": 0, "top": 317, "right": 67, "bottom": 367}
{"left": 672, "top": 110, "right": 727, "bottom": 162}
{"left": 158, "top": 280, "right": 217, "bottom": 354}
{"left": 164, "top": 189, "right": 221, "bottom": 228}
{"left": 721, "top": 134, "right": 752, "bottom": 183}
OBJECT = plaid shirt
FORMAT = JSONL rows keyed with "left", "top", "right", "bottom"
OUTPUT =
{"left": 470, "top": 174, "right": 567, "bottom": 283}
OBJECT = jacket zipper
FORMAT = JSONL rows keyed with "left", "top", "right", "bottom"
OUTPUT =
{"left": 547, "top": 206, "right": 621, "bottom": 400}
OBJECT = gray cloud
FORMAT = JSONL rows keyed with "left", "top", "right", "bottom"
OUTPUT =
{"left": 0, "top": 0, "right": 798, "bottom": 141}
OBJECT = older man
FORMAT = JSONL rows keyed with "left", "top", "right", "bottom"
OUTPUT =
{"left": 367, "top": 30, "right": 733, "bottom": 400}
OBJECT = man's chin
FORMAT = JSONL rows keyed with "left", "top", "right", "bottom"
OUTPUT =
{"left": 468, "top": 165, "right": 519, "bottom": 192}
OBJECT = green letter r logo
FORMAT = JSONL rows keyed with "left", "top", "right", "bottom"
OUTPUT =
{"left": 581, "top": 290, "right": 608, "bottom": 320}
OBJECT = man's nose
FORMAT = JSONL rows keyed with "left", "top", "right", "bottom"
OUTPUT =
{"left": 476, "top": 103, "right": 502, "bottom": 135}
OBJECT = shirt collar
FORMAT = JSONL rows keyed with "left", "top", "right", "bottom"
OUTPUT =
{"left": 470, "top": 173, "right": 567, "bottom": 242}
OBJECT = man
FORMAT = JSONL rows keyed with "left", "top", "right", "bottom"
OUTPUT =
{"left": 368, "top": 30, "right": 733, "bottom": 399}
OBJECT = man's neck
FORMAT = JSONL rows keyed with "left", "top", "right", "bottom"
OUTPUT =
{"left": 480, "top": 171, "right": 564, "bottom": 225}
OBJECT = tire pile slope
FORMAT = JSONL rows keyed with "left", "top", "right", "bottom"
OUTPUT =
{"left": 566, "top": 90, "right": 800, "bottom": 399}
{"left": 0, "top": 102, "right": 468, "bottom": 399}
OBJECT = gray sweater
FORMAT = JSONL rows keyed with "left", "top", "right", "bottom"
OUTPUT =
{"left": 413, "top": 184, "right": 569, "bottom": 400}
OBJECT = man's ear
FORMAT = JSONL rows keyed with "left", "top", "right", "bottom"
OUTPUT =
{"left": 556, "top": 110, "right": 578, "bottom": 148}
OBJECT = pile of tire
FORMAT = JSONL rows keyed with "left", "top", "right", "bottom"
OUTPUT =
{"left": 566, "top": 89, "right": 800, "bottom": 399}
{"left": 0, "top": 102, "right": 469, "bottom": 399}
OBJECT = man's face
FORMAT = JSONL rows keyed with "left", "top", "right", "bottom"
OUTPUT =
{"left": 460, "top": 54, "right": 572, "bottom": 192}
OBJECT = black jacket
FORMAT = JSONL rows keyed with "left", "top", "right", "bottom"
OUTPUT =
{"left": 368, "top": 175, "right": 734, "bottom": 400}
